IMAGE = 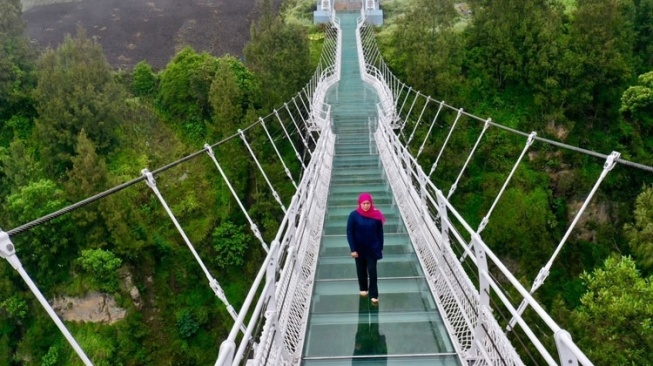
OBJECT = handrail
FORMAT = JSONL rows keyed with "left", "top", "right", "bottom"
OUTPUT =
{"left": 214, "top": 14, "right": 340, "bottom": 366}
{"left": 359, "top": 15, "right": 595, "bottom": 366}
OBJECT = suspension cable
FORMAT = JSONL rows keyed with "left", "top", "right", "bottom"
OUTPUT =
{"left": 406, "top": 96, "right": 431, "bottom": 147}
{"left": 238, "top": 130, "right": 287, "bottom": 213}
{"left": 427, "top": 108, "right": 464, "bottom": 178}
{"left": 260, "top": 119, "right": 298, "bottom": 189}
{"left": 141, "top": 169, "right": 246, "bottom": 333}
{"left": 204, "top": 144, "right": 269, "bottom": 253}
{"left": 274, "top": 109, "right": 307, "bottom": 171}
{"left": 447, "top": 118, "right": 491, "bottom": 199}
{"left": 417, "top": 100, "right": 445, "bottom": 158}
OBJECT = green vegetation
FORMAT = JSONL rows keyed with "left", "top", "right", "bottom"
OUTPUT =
{"left": 77, "top": 249, "right": 122, "bottom": 292}
{"left": 0, "top": 0, "right": 321, "bottom": 364}
{"left": 375, "top": 0, "right": 653, "bottom": 362}
{"left": 1, "top": 0, "right": 652, "bottom": 363}
{"left": 570, "top": 256, "right": 653, "bottom": 365}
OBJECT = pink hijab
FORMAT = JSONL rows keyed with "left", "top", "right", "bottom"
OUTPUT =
{"left": 356, "top": 192, "right": 386, "bottom": 224}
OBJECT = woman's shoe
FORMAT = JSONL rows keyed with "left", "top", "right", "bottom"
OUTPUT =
{"left": 371, "top": 298, "right": 379, "bottom": 304}
{"left": 359, "top": 291, "right": 369, "bottom": 296}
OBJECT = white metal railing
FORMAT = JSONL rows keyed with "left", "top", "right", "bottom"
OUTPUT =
{"left": 358, "top": 15, "right": 595, "bottom": 366}
{"left": 214, "top": 15, "right": 340, "bottom": 366}
{"left": 214, "top": 128, "right": 334, "bottom": 366}
{"left": 0, "top": 14, "right": 341, "bottom": 366}
{"left": 308, "top": 15, "right": 341, "bottom": 131}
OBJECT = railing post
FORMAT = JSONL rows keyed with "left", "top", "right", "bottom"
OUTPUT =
{"left": 436, "top": 189, "right": 449, "bottom": 246}
{"left": 467, "top": 232, "right": 491, "bottom": 359}
{"left": 419, "top": 170, "right": 428, "bottom": 219}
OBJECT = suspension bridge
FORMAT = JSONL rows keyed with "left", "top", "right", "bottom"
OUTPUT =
{"left": 2, "top": 2, "right": 651, "bottom": 365}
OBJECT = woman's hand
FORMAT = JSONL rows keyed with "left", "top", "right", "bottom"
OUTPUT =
{"left": 351, "top": 251, "right": 358, "bottom": 258}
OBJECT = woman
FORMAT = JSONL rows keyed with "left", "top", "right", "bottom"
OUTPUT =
{"left": 347, "top": 192, "right": 385, "bottom": 304}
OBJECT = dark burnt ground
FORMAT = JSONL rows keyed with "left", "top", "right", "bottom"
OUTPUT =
{"left": 23, "top": 0, "right": 282, "bottom": 70}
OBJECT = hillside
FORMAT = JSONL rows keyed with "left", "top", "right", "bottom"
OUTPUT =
{"left": 22, "top": 0, "right": 282, "bottom": 69}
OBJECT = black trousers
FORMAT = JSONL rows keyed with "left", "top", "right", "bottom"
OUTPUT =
{"left": 355, "top": 256, "right": 379, "bottom": 298}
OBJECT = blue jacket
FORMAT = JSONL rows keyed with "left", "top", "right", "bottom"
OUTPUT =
{"left": 347, "top": 211, "right": 384, "bottom": 259}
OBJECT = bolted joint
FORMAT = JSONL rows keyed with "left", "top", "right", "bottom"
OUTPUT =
{"left": 554, "top": 329, "right": 579, "bottom": 366}
{"left": 141, "top": 169, "right": 156, "bottom": 189}
{"left": 527, "top": 131, "right": 537, "bottom": 147}
{"left": 532, "top": 267, "right": 550, "bottom": 291}
{"left": 204, "top": 143, "right": 215, "bottom": 158}
{"left": 210, "top": 278, "right": 227, "bottom": 303}
{"left": 250, "top": 224, "right": 262, "bottom": 239}
{"left": 477, "top": 216, "right": 489, "bottom": 233}
{"left": 604, "top": 151, "right": 620, "bottom": 171}
{"left": 0, "top": 231, "right": 15, "bottom": 258}
{"left": 0, "top": 231, "right": 21, "bottom": 270}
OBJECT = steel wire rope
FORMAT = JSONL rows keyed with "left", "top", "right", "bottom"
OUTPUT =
{"left": 362, "top": 19, "right": 599, "bottom": 364}
{"left": 383, "top": 73, "right": 653, "bottom": 174}
{"left": 4, "top": 107, "right": 289, "bottom": 237}
{"left": 362, "top": 34, "right": 653, "bottom": 175}
{"left": 392, "top": 99, "right": 557, "bottom": 365}
{"left": 441, "top": 205, "right": 560, "bottom": 364}
{"left": 455, "top": 242, "right": 542, "bottom": 366}
{"left": 414, "top": 114, "right": 554, "bottom": 365}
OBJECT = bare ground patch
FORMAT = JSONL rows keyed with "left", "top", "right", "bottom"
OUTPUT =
{"left": 23, "top": 0, "right": 282, "bottom": 70}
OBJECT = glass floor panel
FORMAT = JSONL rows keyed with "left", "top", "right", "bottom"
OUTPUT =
{"left": 303, "top": 355, "right": 461, "bottom": 366}
{"left": 311, "top": 278, "right": 438, "bottom": 313}
{"left": 317, "top": 255, "right": 425, "bottom": 280}
{"left": 301, "top": 12, "right": 461, "bottom": 366}
{"left": 304, "top": 298, "right": 455, "bottom": 357}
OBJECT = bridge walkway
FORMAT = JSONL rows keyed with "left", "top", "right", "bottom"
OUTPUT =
{"left": 301, "top": 13, "right": 461, "bottom": 366}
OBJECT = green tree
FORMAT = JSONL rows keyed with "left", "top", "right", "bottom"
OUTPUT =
{"left": 465, "top": 0, "right": 566, "bottom": 95}
{"left": 208, "top": 57, "right": 246, "bottom": 141}
{"left": 5, "top": 179, "right": 73, "bottom": 285}
{"left": 624, "top": 184, "right": 653, "bottom": 271}
{"left": 175, "top": 309, "right": 199, "bottom": 339}
{"left": 244, "top": 0, "right": 311, "bottom": 109}
{"left": 0, "top": 0, "right": 36, "bottom": 143}
{"left": 620, "top": 71, "right": 653, "bottom": 130}
{"left": 618, "top": 71, "right": 653, "bottom": 161}
{"left": 483, "top": 187, "right": 556, "bottom": 279}
{"left": 64, "top": 129, "right": 111, "bottom": 245}
{"left": 34, "top": 27, "right": 124, "bottom": 176}
{"left": 570, "top": 255, "right": 653, "bottom": 365}
{"left": 0, "top": 138, "right": 43, "bottom": 193}
{"left": 633, "top": 0, "right": 653, "bottom": 74}
{"left": 77, "top": 248, "right": 122, "bottom": 292}
{"left": 157, "top": 47, "right": 218, "bottom": 138}
{"left": 211, "top": 221, "right": 249, "bottom": 268}
{"left": 0, "top": 295, "right": 28, "bottom": 320}
{"left": 41, "top": 345, "right": 59, "bottom": 366}
{"left": 563, "top": 0, "right": 636, "bottom": 125}
{"left": 131, "top": 60, "right": 157, "bottom": 97}
{"left": 390, "top": 0, "right": 464, "bottom": 101}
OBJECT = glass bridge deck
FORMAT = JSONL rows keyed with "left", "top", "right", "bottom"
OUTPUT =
{"left": 301, "top": 14, "right": 462, "bottom": 366}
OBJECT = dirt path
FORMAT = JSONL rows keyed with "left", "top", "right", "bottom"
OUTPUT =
{"left": 23, "top": 0, "right": 282, "bottom": 70}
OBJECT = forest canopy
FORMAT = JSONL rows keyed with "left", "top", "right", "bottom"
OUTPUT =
{"left": 0, "top": 0, "right": 652, "bottom": 364}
